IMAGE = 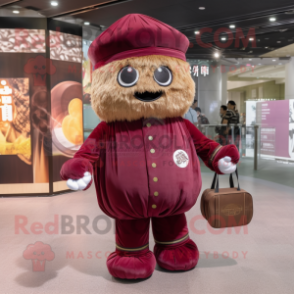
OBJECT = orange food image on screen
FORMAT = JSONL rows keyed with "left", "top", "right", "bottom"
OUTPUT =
{"left": 62, "top": 98, "right": 83, "bottom": 145}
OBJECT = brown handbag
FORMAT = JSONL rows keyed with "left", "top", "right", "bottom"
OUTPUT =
{"left": 201, "top": 170, "right": 253, "bottom": 228}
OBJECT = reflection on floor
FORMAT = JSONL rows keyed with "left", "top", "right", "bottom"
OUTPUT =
{"left": 1, "top": 173, "right": 294, "bottom": 294}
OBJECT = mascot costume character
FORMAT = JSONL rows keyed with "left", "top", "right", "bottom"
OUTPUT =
{"left": 60, "top": 14, "right": 239, "bottom": 280}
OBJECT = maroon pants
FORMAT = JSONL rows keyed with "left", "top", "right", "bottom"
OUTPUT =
{"left": 108, "top": 213, "right": 198, "bottom": 278}
{"left": 115, "top": 214, "right": 189, "bottom": 252}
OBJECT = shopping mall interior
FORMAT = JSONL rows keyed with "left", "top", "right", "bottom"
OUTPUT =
{"left": 0, "top": 1, "right": 293, "bottom": 293}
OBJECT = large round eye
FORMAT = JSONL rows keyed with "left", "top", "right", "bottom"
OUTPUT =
{"left": 117, "top": 66, "right": 139, "bottom": 87}
{"left": 154, "top": 66, "right": 172, "bottom": 86}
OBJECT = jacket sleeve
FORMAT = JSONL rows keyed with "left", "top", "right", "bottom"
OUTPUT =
{"left": 184, "top": 119, "right": 221, "bottom": 170}
{"left": 184, "top": 119, "right": 240, "bottom": 174}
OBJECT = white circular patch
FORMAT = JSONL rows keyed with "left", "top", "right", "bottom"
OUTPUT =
{"left": 173, "top": 149, "right": 189, "bottom": 168}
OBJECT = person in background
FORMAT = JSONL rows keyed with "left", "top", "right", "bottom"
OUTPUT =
{"left": 215, "top": 105, "right": 230, "bottom": 145}
{"left": 195, "top": 107, "right": 210, "bottom": 125}
{"left": 184, "top": 106, "right": 198, "bottom": 125}
{"left": 191, "top": 99, "right": 198, "bottom": 110}
{"left": 227, "top": 100, "right": 240, "bottom": 124}
{"left": 227, "top": 100, "right": 240, "bottom": 148}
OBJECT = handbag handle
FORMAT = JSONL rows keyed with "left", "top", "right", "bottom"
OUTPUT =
{"left": 229, "top": 169, "right": 241, "bottom": 191}
{"left": 211, "top": 168, "right": 241, "bottom": 193}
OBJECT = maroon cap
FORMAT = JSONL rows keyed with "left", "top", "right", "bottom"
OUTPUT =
{"left": 88, "top": 14, "right": 189, "bottom": 69}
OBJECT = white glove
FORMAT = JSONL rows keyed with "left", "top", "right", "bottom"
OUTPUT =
{"left": 218, "top": 156, "right": 237, "bottom": 174}
{"left": 66, "top": 172, "right": 92, "bottom": 191}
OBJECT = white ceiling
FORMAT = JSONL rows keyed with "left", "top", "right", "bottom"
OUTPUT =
{"left": 226, "top": 58, "right": 289, "bottom": 90}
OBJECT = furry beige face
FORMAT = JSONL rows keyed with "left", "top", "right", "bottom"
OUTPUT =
{"left": 91, "top": 55, "right": 195, "bottom": 122}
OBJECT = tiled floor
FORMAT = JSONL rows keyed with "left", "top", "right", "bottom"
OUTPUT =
{"left": 1, "top": 172, "right": 294, "bottom": 294}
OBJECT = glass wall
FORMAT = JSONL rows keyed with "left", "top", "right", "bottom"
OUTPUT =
{"left": 0, "top": 17, "right": 49, "bottom": 195}
{"left": 187, "top": 57, "right": 294, "bottom": 188}
{"left": 82, "top": 39, "right": 100, "bottom": 140}
{"left": 0, "top": 16, "right": 84, "bottom": 195}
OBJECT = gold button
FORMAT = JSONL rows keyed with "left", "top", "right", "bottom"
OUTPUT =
{"left": 148, "top": 136, "right": 153, "bottom": 141}
{"left": 146, "top": 123, "right": 151, "bottom": 127}
{"left": 153, "top": 177, "right": 158, "bottom": 182}
{"left": 154, "top": 192, "right": 159, "bottom": 196}
{"left": 150, "top": 149, "right": 155, "bottom": 153}
{"left": 152, "top": 204, "right": 157, "bottom": 209}
{"left": 152, "top": 163, "right": 156, "bottom": 168}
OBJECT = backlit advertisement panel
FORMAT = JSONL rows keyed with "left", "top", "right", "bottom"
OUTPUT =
{"left": 256, "top": 99, "right": 294, "bottom": 160}
{"left": 0, "top": 78, "right": 30, "bottom": 161}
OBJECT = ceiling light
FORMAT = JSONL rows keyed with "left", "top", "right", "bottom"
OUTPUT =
{"left": 221, "top": 37, "right": 226, "bottom": 41}
{"left": 84, "top": 22, "right": 90, "bottom": 25}
{"left": 249, "top": 38, "right": 254, "bottom": 41}
{"left": 194, "top": 31, "right": 200, "bottom": 35}
{"left": 214, "top": 52, "right": 220, "bottom": 58}
{"left": 12, "top": 10, "right": 19, "bottom": 14}
{"left": 51, "top": 1, "right": 58, "bottom": 6}
{"left": 199, "top": 7, "right": 205, "bottom": 10}
{"left": 229, "top": 24, "right": 235, "bottom": 28}
{"left": 269, "top": 17, "right": 276, "bottom": 22}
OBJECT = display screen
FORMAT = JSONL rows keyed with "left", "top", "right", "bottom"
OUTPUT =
{"left": 0, "top": 78, "right": 31, "bottom": 163}
{"left": 245, "top": 101, "right": 257, "bottom": 157}
{"left": 51, "top": 80, "right": 83, "bottom": 157}
{"left": 0, "top": 20, "right": 83, "bottom": 192}
{"left": 0, "top": 29, "right": 45, "bottom": 53}
{"left": 256, "top": 99, "right": 294, "bottom": 159}
{"left": 49, "top": 31, "right": 83, "bottom": 158}
{"left": 48, "top": 30, "right": 84, "bottom": 186}
{"left": 50, "top": 30, "right": 82, "bottom": 63}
